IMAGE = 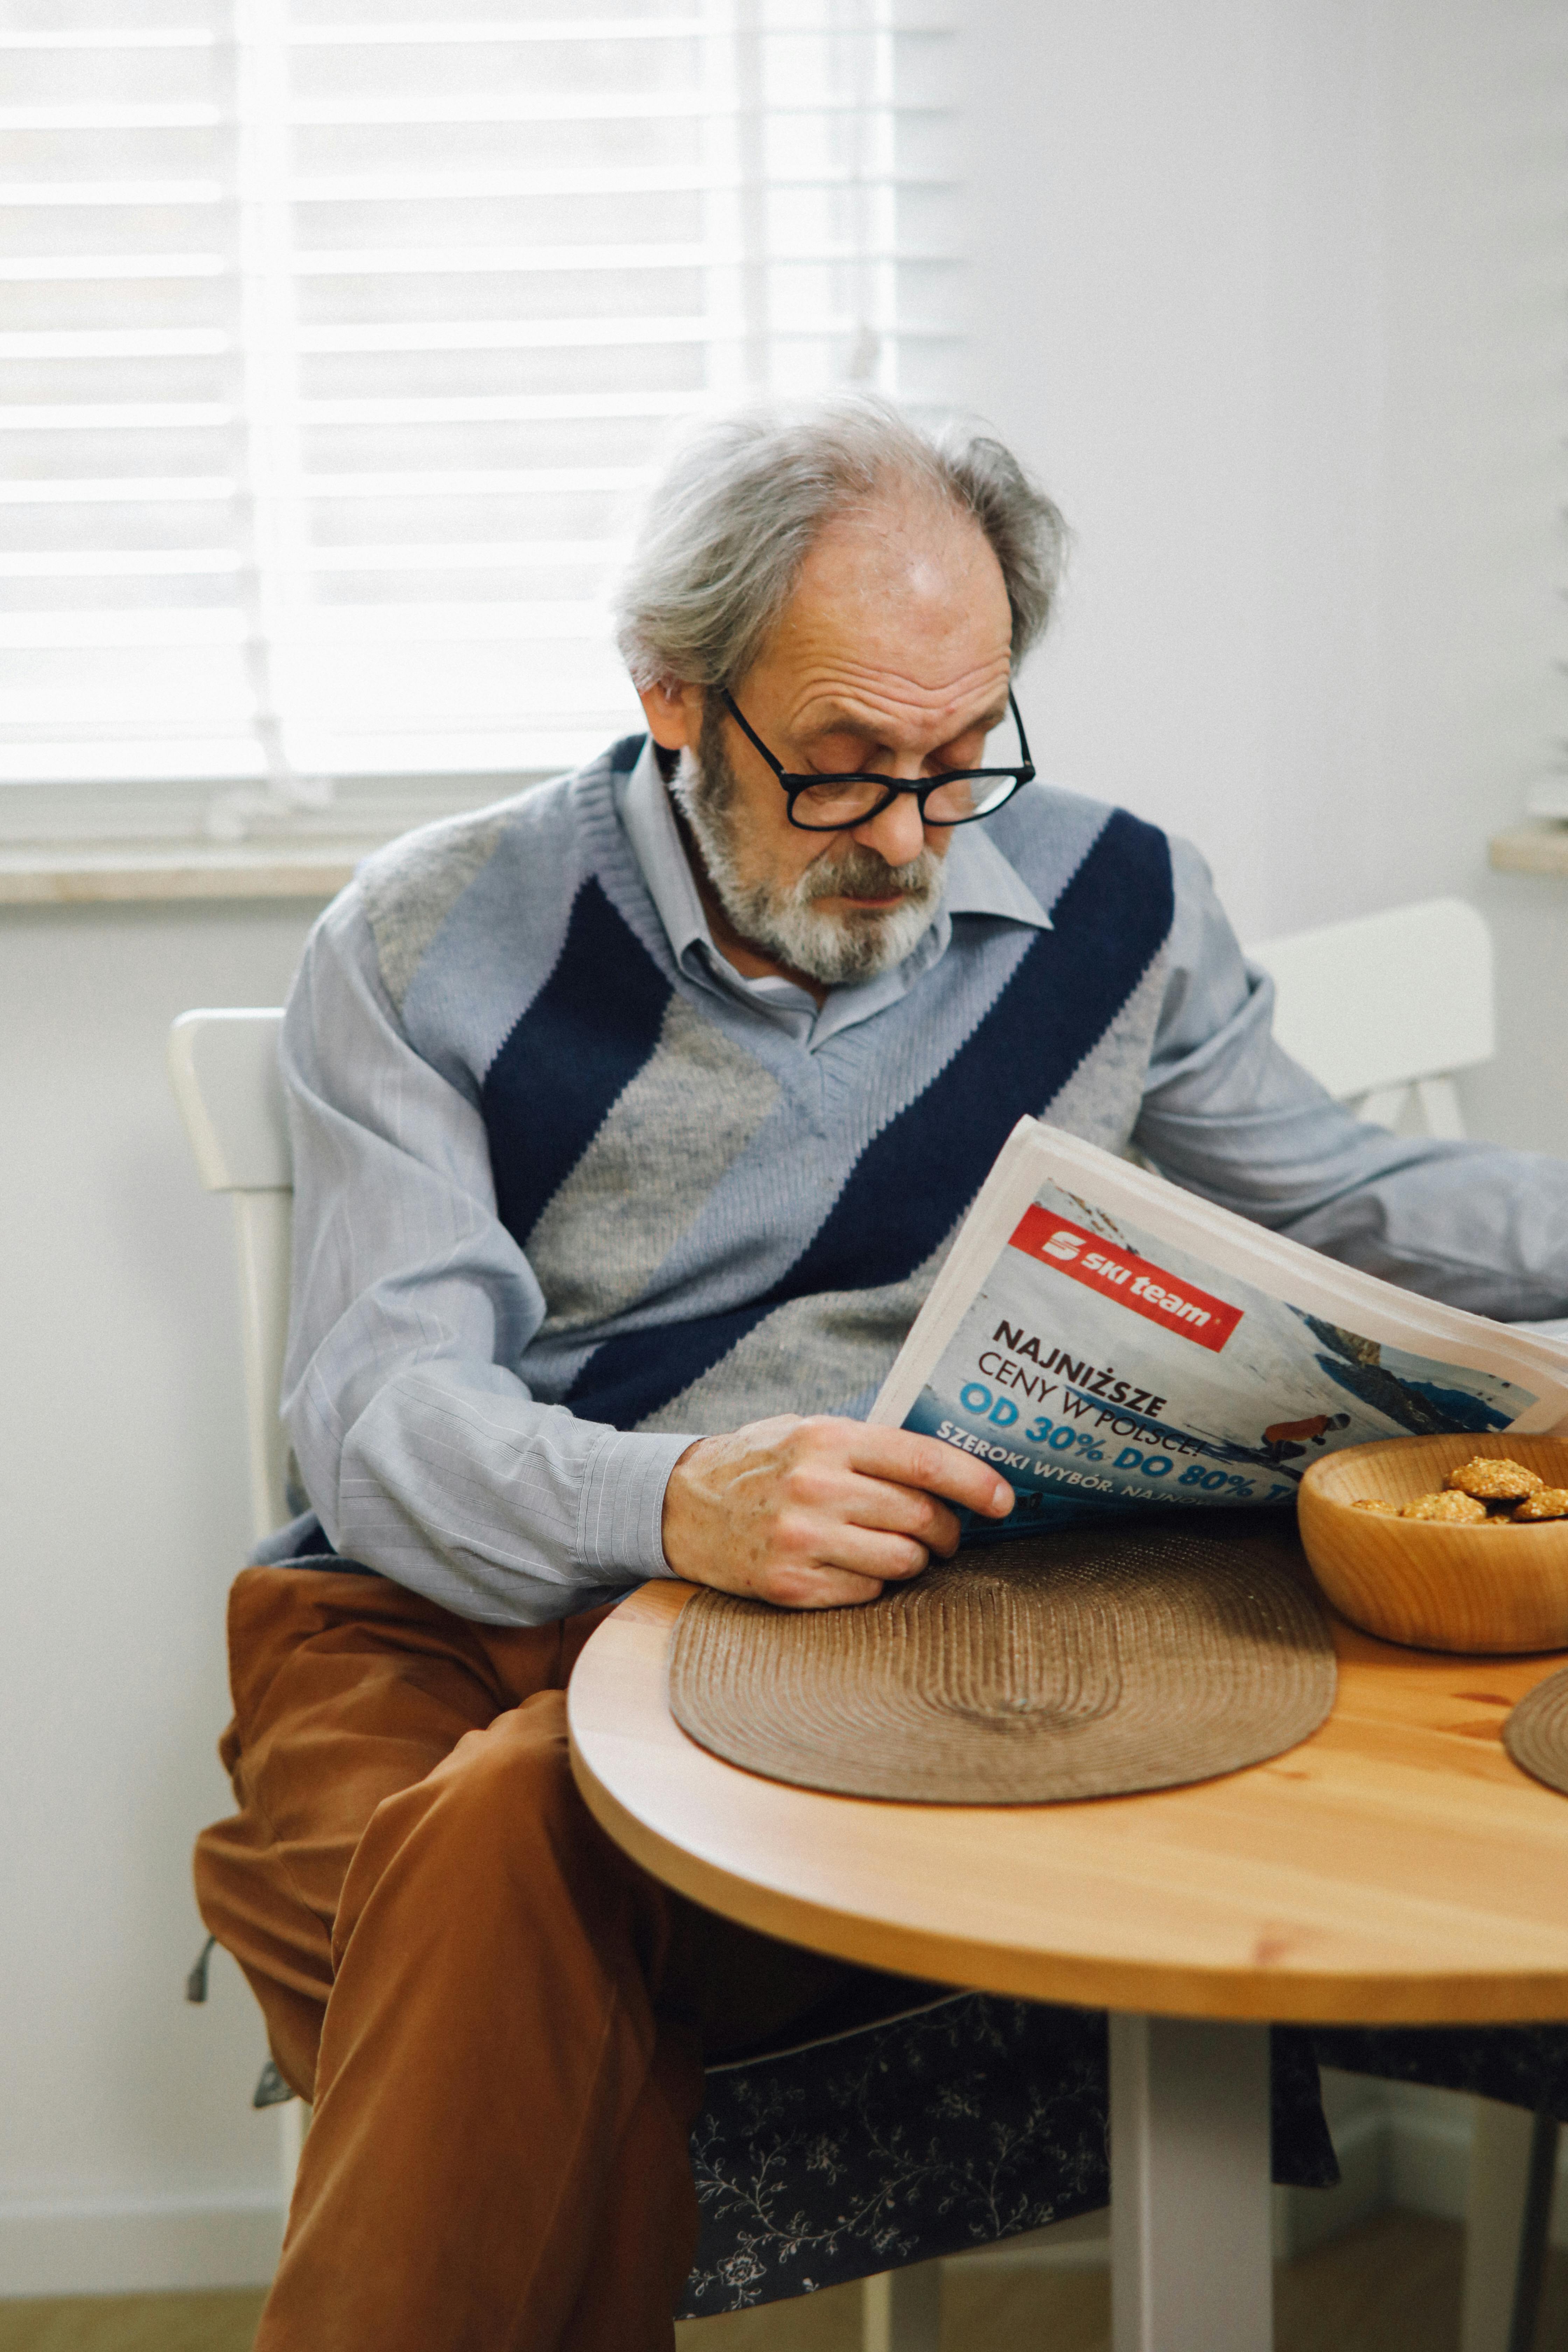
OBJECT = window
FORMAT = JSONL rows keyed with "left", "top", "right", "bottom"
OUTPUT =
{"left": 0, "top": 0, "right": 960, "bottom": 835}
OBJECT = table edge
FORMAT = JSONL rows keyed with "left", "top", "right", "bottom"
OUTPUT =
{"left": 568, "top": 1582, "right": 1568, "bottom": 2027}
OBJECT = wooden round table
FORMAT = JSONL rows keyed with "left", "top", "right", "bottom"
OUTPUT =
{"left": 568, "top": 1581, "right": 1568, "bottom": 2351}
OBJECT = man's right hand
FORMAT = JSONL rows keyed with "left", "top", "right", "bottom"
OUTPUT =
{"left": 660, "top": 1415, "right": 1015, "bottom": 1610}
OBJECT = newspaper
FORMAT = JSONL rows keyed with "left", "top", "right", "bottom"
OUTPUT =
{"left": 869, "top": 1119, "right": 1568, "bottom": 1545}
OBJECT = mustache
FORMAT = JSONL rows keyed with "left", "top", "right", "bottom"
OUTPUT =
{"left": 800, "top": 842, "right": 941, "bottom": 904}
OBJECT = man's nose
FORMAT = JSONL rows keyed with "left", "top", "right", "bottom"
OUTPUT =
{"left": 852, "top": 790, "right": 929, "bottom": 869}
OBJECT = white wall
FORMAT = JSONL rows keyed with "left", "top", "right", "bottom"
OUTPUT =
{"left": 0, "top": 905, "right": 316, "bottom": 2290}
{"left": 961, "top": 0, "right": 1568, "bottom": 1150}
{"left": 2, "top": 0, "right": 1565, "bottom": 2294}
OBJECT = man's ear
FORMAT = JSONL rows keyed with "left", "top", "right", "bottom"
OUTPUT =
{"left": 636, "top": 678, "right": 704, "bottom": 752}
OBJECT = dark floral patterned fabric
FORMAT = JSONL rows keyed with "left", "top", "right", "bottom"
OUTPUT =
{"left": 679, "top": 1993, "right": 1338, "bottom": 2317}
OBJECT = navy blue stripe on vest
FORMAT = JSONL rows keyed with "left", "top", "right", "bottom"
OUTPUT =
{"left": 483, "top": 876, "right": 672, "bottom": 1245}
{"left": 566, "top": 809, "right": 1174, "bottom": 1430}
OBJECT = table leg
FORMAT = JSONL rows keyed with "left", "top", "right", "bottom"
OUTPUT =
{"left": 1110, "top": 2012, "right": 1273, "bottom": 2352}
{"left": 862, "top": 2260, "right": 941, "bottom": 2352}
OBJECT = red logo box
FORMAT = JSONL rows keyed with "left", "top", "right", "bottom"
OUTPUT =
{"left": 1008, "top": 1206, "right": 1243, "bottom": 1354}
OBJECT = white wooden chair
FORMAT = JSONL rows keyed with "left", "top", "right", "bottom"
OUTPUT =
{"left": 168, "top": 1010, "right": 294, "bottom": 1541}
{"left": 1248, "top": 895, "right": 1494, "bottom": 1139}
{"left": 168, "top": 1009, "right": 301, "bottom": 2226}
{"left": 168, "top": 897, "right": 1542, "bottom": 2349}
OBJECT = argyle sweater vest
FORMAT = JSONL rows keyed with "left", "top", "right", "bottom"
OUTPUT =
{"left": 362, "top": 737, "right": 1176, "bottom": 1437}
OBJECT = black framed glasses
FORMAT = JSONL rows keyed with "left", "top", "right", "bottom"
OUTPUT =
{"left": 721, "top": 688, "right": 1035, "bottom": 833}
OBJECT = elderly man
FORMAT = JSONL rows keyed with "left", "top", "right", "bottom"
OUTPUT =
{"left": 197, "top": 396, "right": 1568, "bottom": 2351}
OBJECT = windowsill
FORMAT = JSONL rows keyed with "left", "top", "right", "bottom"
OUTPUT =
{"left": 1489, "top": 822, "right": 1568, "bottom": 877}
{"left": 0, "top": 838, "right": 375, "bottom": 906}
{"left": 22, "top": 817, "right": 1556, "bottom": 905}
{"left": 0, "top": 769, "right": 554, "bottom": 906}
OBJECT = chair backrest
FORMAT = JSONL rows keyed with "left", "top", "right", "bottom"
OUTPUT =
{"left": 167, "top": 1009, "right": 292, "bottom": 1542}
{"left": 1246, "top": 896, "right": 1494, "bottom": 1139}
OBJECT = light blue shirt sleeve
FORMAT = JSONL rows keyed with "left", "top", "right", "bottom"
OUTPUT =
{"left": 1136, "top": 839, "right": 1568, "bottom": 1319}
{"left": 275, "top": 891, "right": 693, "bottom": 1625}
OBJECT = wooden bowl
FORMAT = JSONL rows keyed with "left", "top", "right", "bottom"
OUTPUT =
{"left": 1297, "top": 1433, "right": 1568, "bottom": 1653}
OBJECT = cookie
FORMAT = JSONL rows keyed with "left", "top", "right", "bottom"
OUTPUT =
{"left": 1512, "top": 1488, "right": 1568, "bottom": 1522}
{"left": 1400, "top": 1490, "right": 1489, "bottom": 1523}
{"left": 1445, "top": 1456, "right": 1544, "bottom": 1503}
{"left": 1350, "top": 1497, "right": 1397, "bottom": 1514}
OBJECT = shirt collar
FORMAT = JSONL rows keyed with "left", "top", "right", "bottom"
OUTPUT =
{"left": 616, "top": 733, "right": 1051, "bottom": 1041}
{"left": 620, "top": 735, "right": 720, "bottom": 972}
{"left": 941, "top": 811, "right": 1054, "bottom": 931}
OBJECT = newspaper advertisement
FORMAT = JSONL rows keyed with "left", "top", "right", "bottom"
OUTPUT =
{"left": 900, "top": 1176, "right": 1543, "bottom": 1544}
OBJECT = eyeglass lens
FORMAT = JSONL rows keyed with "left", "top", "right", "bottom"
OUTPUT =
{"left": 788, "top": 769, "right": 1020, "bottom": 830}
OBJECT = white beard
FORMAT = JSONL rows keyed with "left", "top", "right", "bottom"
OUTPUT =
{"left": 672, "top": 716, "right": 947, "bottom": 988}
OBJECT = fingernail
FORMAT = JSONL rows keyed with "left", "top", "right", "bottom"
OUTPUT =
{"left": 992, "top": 1480, "right": 1014, "bottom": 1513}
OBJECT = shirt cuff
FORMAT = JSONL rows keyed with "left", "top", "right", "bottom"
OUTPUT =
{"left": 576, "top": 1426, "right": 698, "bottom": 1582}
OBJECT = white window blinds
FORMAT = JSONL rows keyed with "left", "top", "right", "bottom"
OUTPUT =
{"left": 0, "top": 1, "right": 961, "bottom": 810}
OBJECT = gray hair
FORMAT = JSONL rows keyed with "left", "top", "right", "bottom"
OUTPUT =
{"left": 613, "top": 392, "right": 1067, "bottom": 693}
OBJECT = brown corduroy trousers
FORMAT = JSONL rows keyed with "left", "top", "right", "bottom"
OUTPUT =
{"left": 193, "top": 1564, "right": 853, "bottom": 2352}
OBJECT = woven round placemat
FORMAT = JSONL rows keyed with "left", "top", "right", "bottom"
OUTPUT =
{"left": 668, "top": 1515, "right": 1337, "bottom": 1805}
{"left": 1503, "top": 1669, "right": 1568, "bottom": 1795}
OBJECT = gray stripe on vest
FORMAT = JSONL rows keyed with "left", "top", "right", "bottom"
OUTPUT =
{"left": 533, "top": 993, "right": 779, "bottom": 1337}
{"left": 631, "top": 979, "right": 1168, "bottom": 1436}
{"left": 362, "top": 808, "right": 513, "bottom": 1014}
{"left": 634, "top": 1238, "right": 955, "bottom": 1435}
{"left": 1039, "top": 948, "right": 1167, "bottom": 1154}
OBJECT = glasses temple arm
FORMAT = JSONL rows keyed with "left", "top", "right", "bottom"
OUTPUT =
{"left": 1009, "top": 689, "right": 1035, "bottom": 776}
{"left": 719, "top": 690, "right": 785, "bottom": 778}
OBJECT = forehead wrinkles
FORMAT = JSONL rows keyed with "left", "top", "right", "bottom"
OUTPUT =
{"left": 786, "top": 652, "right": 1012, "bottom": 742}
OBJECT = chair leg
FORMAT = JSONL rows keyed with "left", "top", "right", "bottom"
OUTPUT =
{"left": 863, "top": 2259, "right": 941, "bottom": 2352}
{"left": 276, "top": 2099, "right": 309, "bottom": 2220}
{"left": 1414, "top": 1075, "right": 1467, "bottom": 1140}
{"left": 1463, "top": 2102, "right": 1555, "bottom": 2352}
{"left": 1506, "top": 2112, "right": 1558, "bottom": 2352}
